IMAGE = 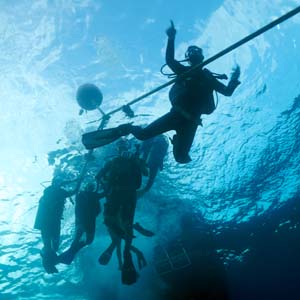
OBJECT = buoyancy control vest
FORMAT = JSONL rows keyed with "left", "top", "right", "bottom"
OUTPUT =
{"left": 169, "top": 68, "right": 224, "bottom": 116}
{"left": 103, "top": 156, "right": 142, "bottom": 190}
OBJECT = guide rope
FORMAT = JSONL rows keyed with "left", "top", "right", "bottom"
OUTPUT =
{"left": 78, "top": 5, "right": 300, "bottom": 186}
{"left": 87, "top": 5, "right": 300, "bottom": 125}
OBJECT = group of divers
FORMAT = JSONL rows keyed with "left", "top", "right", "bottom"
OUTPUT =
{"left": 34, "top": 21, "right": 241, "bottom": 285}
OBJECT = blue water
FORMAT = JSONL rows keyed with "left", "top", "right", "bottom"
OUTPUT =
{"left": 1, "top": 1, "right": 300, "bottom": 299}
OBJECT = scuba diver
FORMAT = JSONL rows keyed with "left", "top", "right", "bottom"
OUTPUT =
{"left": 139, "top": 134, "right": 169, "bottom": 194}
{"left": 95, "top": 138, "right": 148, "bottom": 285}
{"left": 82, "top": 20, "right": 241, "bottom": 164}
{"left": 58, "top": 182, "right": 105, "bottom": 265}
{"left": 34, "top": 177, "right": 78, "bottom": 274}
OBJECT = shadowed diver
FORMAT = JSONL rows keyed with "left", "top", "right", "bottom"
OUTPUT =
{"left": 34, "top": 177, "right": 78, "bottom": 274}
{"left": 95, "top": 138, "right": 151, "bottom": 285}
{"left": 58, "top": 182, "right": 105, "bottom": 265}
{"left": 139, "top": 134, "right": 169, "bottom": 195}
{"left": 82, "top": 21, "right": 240, "bottom": 164}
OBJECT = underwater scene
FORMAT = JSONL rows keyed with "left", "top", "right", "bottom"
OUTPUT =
{"left": 1, "top": 1, "right": 300, "bottom": 299}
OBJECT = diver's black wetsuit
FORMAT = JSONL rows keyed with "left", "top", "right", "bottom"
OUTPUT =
{"left": 34, "top": 184, "right": 75, "bottom": 273}
{"left": 75, "top": 190, "right": 103, "bottom": 243}
{"left": 98, "top": 156, "right": 142, "bottom": 241}
{"left": 97, "top": 155, "right": 142, "bottom": 284}
{"left": 128, "top": 37, "right": 240, "bottom": 163}
{"left": 140, "top": 135, "right": 169, "bottom": 192}
{"left": 81, "top": 33, "right": 240, "bottom": 162}
{"left": 34, "top": 185, "right": 73, "bottom": 252}
{"left": 58, "top": 190, "right": 104, "bottom": 265}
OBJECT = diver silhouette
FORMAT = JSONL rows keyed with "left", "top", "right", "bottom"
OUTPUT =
{"left": 95, "top": 138, "right": 148, "bottom": 285}
{"left": 138, "top": 134, "right": 169, "bottom": 195}
{"left": 34, "top": 177, "right": 78, "bottom": 274}
{"left": 58, "top": 182, "right": 105, "bottom": 265}
{"left": 82, "top": 20, "right": 241, "bottom": 163}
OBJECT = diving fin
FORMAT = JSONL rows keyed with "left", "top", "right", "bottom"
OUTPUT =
{"left": 82, "top": 124, "right": 133, "bottom": 150}
{"left": 98, "top": 249, "right": 113, "bottom": 265}
{"left": 133, "top": 222, "right": 155, "bottom": 237}
{"left": 58, "top": 241, "right": 86, "bottom": 265}
{"left": 122, "top": 250, "right": 138, "bottom": 285}
{"left": 40, "top": 249, "right": 59, "bottom": 274}
{"left": 58, "top": 249, "right": 75, "bottom": 265}
{"left": 42, "top": 257, "right": 59, "bottom": 274}
{"left": 82, "top": 128, "right": 122, "bottom": 149}
{"left": 135, "top": 251, "right": 147, "bottom": 270}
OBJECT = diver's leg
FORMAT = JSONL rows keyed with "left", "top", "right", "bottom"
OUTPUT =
{"left": 107, "top": 212, "right": 123, "bottom": 268}
{"left": 131, "top": 111, "right": 178, "bottom": 141}
{"left": 172, "top": 121, "right": 198, "bottom": 164}
{"left": 116, "top": 239, "right": 123, "bottom": 270}
{"left": 72, "top": 225, "right": 84, "bottom": 246}
{"left": 51, "top": 220, "right": 61, "bottom": 252}
{"left": 121, "top": 192, "right": 138, "bottom": 285}
{"left": 82, "top": 111, "right": 177, "bottom": 149}
{"left": 121, "top": 192, "right": 137, "bottom": 245}
{"left": 140, "top": 139, "right": 152, "bottom": 161}
{"left": 58, "top": 226, "right": 85, "bottom": 265}
{"left": 41, "top": 230, "right": 59, "bottom": 273}
{"left": 85, "top": 220, "right": 96, "bottom": 245}
{"left": 41, "top": 231, "right": 52, "bottom": 252}
{"left": 70, "top": 226, "right": 86, "bottom": 250}
{"left": 99, "top": 211, "right": 122, "bottom": 266}
{"left": 143, "top": 167, "right": 158, "bottom": 192}
{"left": 104, "top": 214, "right": 126, "bottom": 239}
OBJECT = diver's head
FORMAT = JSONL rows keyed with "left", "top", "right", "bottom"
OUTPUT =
{"left": 85, "top": 182, "right": 96, "bottom": 192}
{"left": 116, "top": 137, "right": 131, "bottom": 157}
{"left": 51, "top": 176, "right": 63, "bottom": 187}
{"left": 185, "top": 45, "right": 204, "bottom": 66}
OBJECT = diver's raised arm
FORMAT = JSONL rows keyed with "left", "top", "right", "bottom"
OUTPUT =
{"left": 165, "top": 20, "right": 186, "bottom": 74}
{"left": 213, "top": 64, "right": 241, "bottom": 96}
{"left": 166, "top": 20, "right": 176, "bottom": 40}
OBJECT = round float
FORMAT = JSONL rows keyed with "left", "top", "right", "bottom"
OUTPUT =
{"left": 76, "top": 83, "right": 103, "bottom": 111}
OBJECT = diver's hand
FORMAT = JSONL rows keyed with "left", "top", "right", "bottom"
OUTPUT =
{"left": 230, "top": 64, "right": 240, "bottom": 82}
{"left": 166, "top": 20, "right": 176, "bottom": 39}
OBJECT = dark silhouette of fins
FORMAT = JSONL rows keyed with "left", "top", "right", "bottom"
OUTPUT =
{"left": 42, "top": 258, "right": 59, "bottom": 274}
{"left": 98, "top": 250, "right": 113, "bottom": 265}
{"left": 58, "top": 249, "right": 75, "bottom": 265}
{"left": 58, "top": 241, "right": 86, "bottom": 265}
{"left": 40, "top": 249, "right": 59, "bottom": 274}
{"left": 82, "top": 129, "right": 121, "bottom": 149}
{"left": 122, "top": 250, "right": 138, "bottom": 285}
{"left": 82, "top": 124, "right": 133, "bottom": 149}
{"left": 133, "top": 223, "right": 155, "bottom": 237}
